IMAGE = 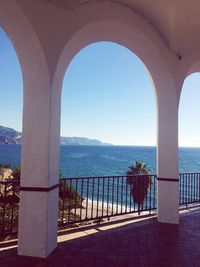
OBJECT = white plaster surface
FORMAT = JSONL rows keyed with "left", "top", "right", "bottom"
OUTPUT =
{"left": 158, "top": 181, "right": 179, "bottom": 224}
{"left": 18, "top": 189, "right": 58, "bottom": 258}
{"left": 1, "top": 0, "right": 200, "bottom": 258}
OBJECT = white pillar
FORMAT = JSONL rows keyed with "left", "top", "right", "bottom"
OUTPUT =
{"left": 18, "top": 74, "right": 61, "bottom": 257}
{"left": 157, "top": 91, "right": 179, "bottom": 224}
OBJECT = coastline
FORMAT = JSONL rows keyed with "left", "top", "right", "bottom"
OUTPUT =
{"left": 70, "top": 198, "right": 139, "bottom": 221}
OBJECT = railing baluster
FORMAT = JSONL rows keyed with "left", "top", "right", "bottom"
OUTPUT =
{"left": 61, "top": 180, "right": 65, "bottom": 224}
{"left": 102, "top": 177, "right": 105, "bottom": 217}
{"left": 107, "top": 177, "right": 110, "bottom": 217}
{"left": 138, "top": 176, "right": 140, "bottom": 215}
{"left": 129, "top": 179, "right": 132, "bottom": 212}
{"left": 193, "top": 173, "right": 195, "bottom": 202}
{"left": 182, "top": 173, "right": 184, "bottom": 205}
{"left": 10, "top": 182, "right": 15, "bottom": 234}
{"left": 145, "top": 175, "right": 148, "bottom": 211}
{"left": 121, "top": 177, "right": 124, "bottom": 214}
{"left": 116, "top": 176, "right": 119, "bottom": 214}
{"left": 186, "top": 173, "right": 188, "bottom": 208}
{"left": 125, "top": 176, "right": 128, "bottom": 213}
{"left": 190, "top": 173, "right": 192, "bottom": 203}
{"left": 74, "top": 179, "right": 78, "bottom": 222}
{"left": 97, "top": 177, "right": 100, "bottom": 218}
{"left": 68, "top": 179, "right": 72, "bottom": 223}
{"left": 80, "top": 178, "right": 84, "bottom": 220}
{"left": 86, "top": 178, "right": 89, "bottom": 220}
{"left": 91, "top": 178, "right": 95, "bottom": 219}
{"left": 188, "top": 173, "right": 190, "bottom": 205}
{"left": 179, "top": 173, "right": 182, "bottom": 205}
{"left": 149, "top": 175, "right": 152, "bottom": 214}
{"left": 184, "top": 173, "right": 186, "bottom": 206}
{"left": 112, "top": 177, "right": 114, "bottom": 215}
{"left": 197, "top": 173, "right": 198, "bottom": 201}
{"left": 2, "top": 183, "right": 7, "bottom": 236}
{"left": 153, "top": 175, "right": 156, "bottom": 209}
{"left": 189, "top": 173, "right": 191, "bottom": 203}
{"left": 183, "top": 173, "right": 184, "bottom": 204}
{"left": 196, "top": 173, "right": 198, "bottom": 202}
{"left": 199, "top": 173, "right": 200, "bottom": 201}
{"left": 194, "top": 173, "right": 196, "bottom": 202}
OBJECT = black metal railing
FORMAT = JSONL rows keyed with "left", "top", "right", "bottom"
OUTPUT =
{"left": 0, "top": 174, "right": 156, "bottom": 237}
{"left": 2, "top": 172, "right": 200, "bottom": 238}
{"left": 179, "top": 173, "right": 200, "bottom": 206}
{"left": 58, "top": 175, "right": 157, "bottom": 226}
{"left": 0, "top": 180, "right": 20, "bottom": 237}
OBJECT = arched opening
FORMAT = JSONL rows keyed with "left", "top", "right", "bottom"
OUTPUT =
{"left": 0, "top": 26, "right": 23, "bottom": 240}
{"left": 58, "top": 41, "right": 157, "bottom": 225}
{"left": 179, "top": 72, "right": 200, "bottom": 172}
{"left": 0, "top": 1, "right": 180, "bottom": 255}
{"left": 0, "top": 27, "right": 23, "bottom": 167}
{"left": 53, "top": 18, "right": 180, "bottom": 226}
{"left": 60, "top": 41, "right": 157, "bottom": 177}
{"left": 179, "top": 72, "right": 200, "bottom": 207}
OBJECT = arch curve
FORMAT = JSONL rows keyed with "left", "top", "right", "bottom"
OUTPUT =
{"left": 186, "top": 60, "right": 200, "bottom": 77}
{"left": 0, "top": 0, "right": 50, "bottom": 89}
{"left": 177, "top": 57, "right": 200, "bottom": 105}
{"left": 0, "top": 0, "right": 54, "bottom": 186}
{"left": 53, "top": 16, "right": 178, "bottom": 111}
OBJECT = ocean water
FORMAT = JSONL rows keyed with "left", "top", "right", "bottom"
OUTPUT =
{"left": 0, "top": 145, "right": 200, "bottom": 176}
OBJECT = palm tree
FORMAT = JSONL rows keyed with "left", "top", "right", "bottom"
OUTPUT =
{"left": 126, "top": 161, "right": 152, "bottom": 214}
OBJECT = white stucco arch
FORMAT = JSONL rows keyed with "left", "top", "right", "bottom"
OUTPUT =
{"left": 176, "top": 58, "right": 200, "bottom": 108}
{"left": 0, "top": 0, "right": 59, "bottom": 258}
{"left": 51, "top": 2, "right": 180, "bottom": 164}
{"left": 0, "top": 0, "right": 49, "bottom": 87}
{"left": 0, "top": 0, "right": 181, "bottom": 258}
{"left": 52, "top": 17, "right": 179, "bottom": 151}
{"left": 52, "top": 15, "right": 179, "bottom": 225}
{"left": 0, "top": 0, "right": 54, "bottom": 185}
{"left": 186, "top": 61, "right": 200, "bottom": 79}
{"left": 53, "top": 19, "right": 177, "bottom": 101}
{"left": 179, "top": 72, "right": 200, "bottom": 150}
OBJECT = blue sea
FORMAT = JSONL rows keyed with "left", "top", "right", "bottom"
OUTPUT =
{"left": 0, "top": 145, "right": 200, "bottom": 176}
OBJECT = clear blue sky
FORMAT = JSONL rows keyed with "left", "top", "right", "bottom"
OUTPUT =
{"left": 0, "top": 27, "right": 200, "bottom": 147}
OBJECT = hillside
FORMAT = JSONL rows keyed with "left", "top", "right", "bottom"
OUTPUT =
{"left": 0, "top": 126, "right": 112, "bottom": 146}
{"left": 0, "top": 126, "right": 21, "bottom": 144}
{"left": 60, "top": 136, "right": 111, "bottom": 146}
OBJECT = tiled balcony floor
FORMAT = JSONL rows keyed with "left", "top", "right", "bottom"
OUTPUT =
{"left": 1, "top": 208, "right": 200, "bottom": 267}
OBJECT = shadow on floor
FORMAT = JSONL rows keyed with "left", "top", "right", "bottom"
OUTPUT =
{"left": 1, "top": 210, "right": 200, "bottom": 266}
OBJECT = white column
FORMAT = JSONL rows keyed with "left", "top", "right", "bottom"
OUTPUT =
{"left": 157, "top": 92, "right": 179, "bottom": 224}
{"left": 18, "top": 75, "right": 61, "bottom": 257}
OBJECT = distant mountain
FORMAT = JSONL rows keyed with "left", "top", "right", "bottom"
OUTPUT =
{"left": 0, "top": 126, "right": 21, "bottom": 144}
{"left": 0, "top": 125, "right": 112, "bottom": 146}
{"left": 60, "top": 136, "right": 111, "bottom": 146}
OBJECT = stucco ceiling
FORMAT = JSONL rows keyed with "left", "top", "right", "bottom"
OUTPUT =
{"left": 44, "top": 0, "right": 200, "bottom": 56}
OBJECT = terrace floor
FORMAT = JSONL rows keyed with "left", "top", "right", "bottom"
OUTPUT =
{"left": 1, "top": 207, "right": 200, "bottom": 267}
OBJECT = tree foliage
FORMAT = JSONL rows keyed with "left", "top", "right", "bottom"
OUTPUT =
{"left": 126, "top": 161, "right": 152, "bottom": 211}
{"left": 0, "top": 166, "right": 84, "bottom": 237}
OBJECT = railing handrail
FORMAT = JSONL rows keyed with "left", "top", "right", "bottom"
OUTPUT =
{"left": 1, "top": 173, "right": 200, "bottom": 184}
{"left": 0, "top": 174, "right": 157, "bottom": 185}
{"left": 60, "top": 173, "right": 156, "bottom": 180}
{"left": 0, "top": 179, "right": 20, "bottom": 185}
